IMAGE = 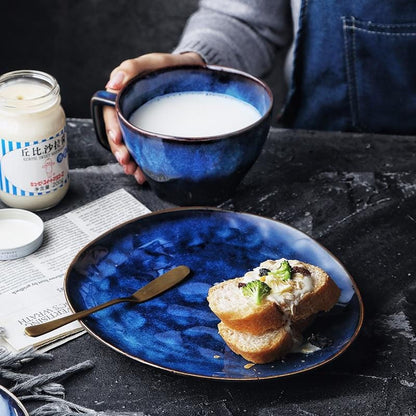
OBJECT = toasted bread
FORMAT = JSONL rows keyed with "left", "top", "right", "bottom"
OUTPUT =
{"left": 218, "top": 322, "right": 296, "bottom": 364}
{"left": 208, "top": 259, "right": 340, "bottom": 335}
{"left": 208, "top": 259, "right": 341, "bottom": 364}
{"left": 207, "top": 277, "right": 286, "bottom": 335}
{"left": 288, "top": 262, "right": 341, "bottom": 326}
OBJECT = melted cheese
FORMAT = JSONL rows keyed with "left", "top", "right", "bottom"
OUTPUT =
{"left": 242, "top": 259, "right": 314, "bottom": 314}
{"left": 291, "top": 342, "right": 321, "bottom": 354}
{"left": 238, "top": 258, "right": 323, "bottom": 357}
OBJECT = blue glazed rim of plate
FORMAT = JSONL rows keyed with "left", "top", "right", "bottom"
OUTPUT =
{"left": 65, "top": 207, "right": 364, "bottom": 381}
{"left": 0, "top": 385, "right": 29, "bottom": 416}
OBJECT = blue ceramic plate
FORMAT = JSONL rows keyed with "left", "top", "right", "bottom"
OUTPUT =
{"left": 65, "top": 208, "right": 363, "bottom": 381}
{"left": 0, "top": 386, "right": 29, "bottom": 416}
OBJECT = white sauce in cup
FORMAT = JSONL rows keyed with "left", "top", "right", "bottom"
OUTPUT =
{"left": 129, "top": 91, "right": 261, "bottom": 137}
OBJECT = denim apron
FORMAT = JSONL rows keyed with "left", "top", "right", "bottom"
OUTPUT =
{"left": 280, "top": 0, "right": 416, "bottom": 134}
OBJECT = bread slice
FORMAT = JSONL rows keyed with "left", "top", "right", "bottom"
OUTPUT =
{"left": 207, "top": 277, "right": 286, "bottom": 335}
{"left": 288, "top": 262, "right": 341, "bottom": 326}
{"left": 208, "top": 259, "right": 340, "bottom": 335}
{"left": 218, "top": 322, "right": 295, "bottom": 364}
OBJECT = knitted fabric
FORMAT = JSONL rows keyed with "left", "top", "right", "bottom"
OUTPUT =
{"left": 0, "top": 343, "right": 145, "bottom": 416}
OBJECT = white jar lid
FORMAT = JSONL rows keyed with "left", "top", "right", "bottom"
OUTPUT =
{"left": 0, "top": 208, "right": 44, "bottom": 260}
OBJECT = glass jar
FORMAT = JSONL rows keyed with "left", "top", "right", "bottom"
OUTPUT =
{"left": 0, "top": 70, "right": 69, "bottom": 211}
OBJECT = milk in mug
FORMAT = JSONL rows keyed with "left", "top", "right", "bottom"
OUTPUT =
{"left": 128, "top": 92, "right": 262, "bottom": 137}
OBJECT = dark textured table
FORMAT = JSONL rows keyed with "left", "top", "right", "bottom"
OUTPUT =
{"left": 3, "top": 118, "right": 416, "bottom": 415}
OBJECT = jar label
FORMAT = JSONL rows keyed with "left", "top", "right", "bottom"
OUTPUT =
{"left": 0, "top": 128, "right": 69, "bottom": 197}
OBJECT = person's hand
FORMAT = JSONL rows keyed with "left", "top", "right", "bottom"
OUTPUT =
{"left": 103, "top": 52, "right": 204, "bottom": 184}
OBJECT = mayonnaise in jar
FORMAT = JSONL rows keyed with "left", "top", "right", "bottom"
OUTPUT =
{"left": 0, "top": 70, "right": 69, "bottom": 211}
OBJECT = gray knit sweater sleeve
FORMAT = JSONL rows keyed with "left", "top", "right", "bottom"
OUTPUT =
{"left": 173, "top": 0, "right": 292, "bottom": 77}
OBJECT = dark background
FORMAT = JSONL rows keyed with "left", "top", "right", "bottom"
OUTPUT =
{"left": 1, "top": 0, "right": 286, "bottom": 120}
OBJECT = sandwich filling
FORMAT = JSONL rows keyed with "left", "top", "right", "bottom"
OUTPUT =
{"left": 241, "top": 259, "right": 313, "bottom": 314}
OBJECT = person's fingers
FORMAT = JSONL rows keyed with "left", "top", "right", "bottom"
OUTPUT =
{"left": 133, "top": 167, "right": 147, "bottom": 185}
{"left": 105, "top": 70, "right": 126, "bottom": 90}
{"left": 109, "top": 138, "right": 137, "bottom": 173}
{"left": 107, "top": 52, "right": 205, "bottom": 89}
{"left": 103, "top": 106, "right": 122, "bottom": 145}
{"left": 102, "top": 52, "right": 205, "bottom": 184}
{"left": 111, "top": 142, "right": 146, "bottom": 184}
{"left": 175, "top": 52, "right": 205, "bottom": 66}
{"left": 104, "top": 53, "right": 205, "bottom": 141}
{"left": 102, "top": 81, "right": 137, "bottom": 179}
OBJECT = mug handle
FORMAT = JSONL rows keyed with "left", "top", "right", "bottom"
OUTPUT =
{"left": 90, "top": 90, "right": 117, "bottom": 150}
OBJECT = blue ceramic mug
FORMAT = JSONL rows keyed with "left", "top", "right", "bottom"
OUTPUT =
{"left": 91, "top": 65, "right": 273, "bottom": 205}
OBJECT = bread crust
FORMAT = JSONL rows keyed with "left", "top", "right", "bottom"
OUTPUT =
{"left": 208, "top": 261, "right": 340, "bottom": 335}
{"left": 290, "top": 264, "right": 341, "bottom": 325}
{"left": 207, "top": 277, "right": 285, "bottom": 335}
{"left": 208, "top": 259, "right": 341, "bottom": 364}
{"left": 218, "top": 322, "right": 294, "bottom": 364}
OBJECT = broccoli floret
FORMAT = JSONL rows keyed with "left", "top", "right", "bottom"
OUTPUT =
{"left": 269, "top": 260, "right": 292, "bottom": 281}
{"left": 241, "top": 280, "right": 271, "bottom": 304}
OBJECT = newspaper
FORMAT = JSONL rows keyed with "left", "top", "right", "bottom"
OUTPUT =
{"left": 0, "top": 189, "right": 150, "bottom": 351}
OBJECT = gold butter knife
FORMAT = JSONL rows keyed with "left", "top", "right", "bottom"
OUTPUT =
{"left": 25, "top": 265, "right": 191, "bottom": 337}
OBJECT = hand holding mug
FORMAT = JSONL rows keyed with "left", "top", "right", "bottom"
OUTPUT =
{"left": 91, "top": 64, "right": 273, "bottom": 205}
{"left": 103, "top": 52, "right": 205, "bottom": 184}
